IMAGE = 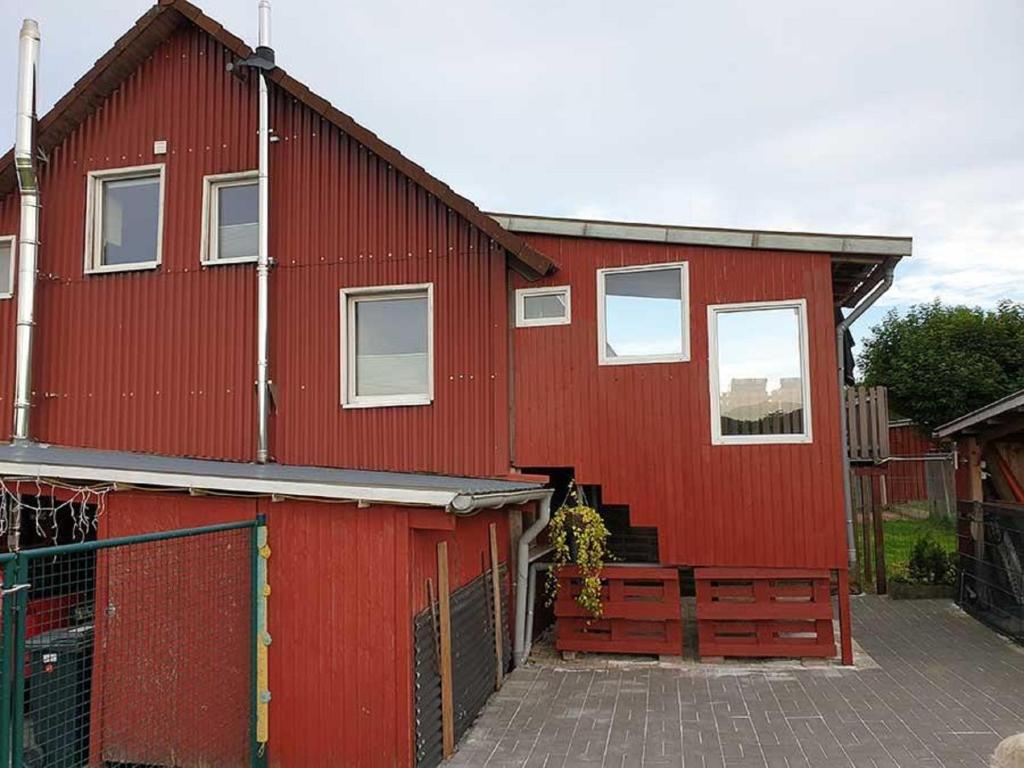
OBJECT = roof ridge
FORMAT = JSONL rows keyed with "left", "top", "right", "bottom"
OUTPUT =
{"left": 0, "top": 0, "right": 554, "bottom": 278}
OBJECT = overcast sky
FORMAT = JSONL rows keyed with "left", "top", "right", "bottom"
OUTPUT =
{"left": 1, "top": 0, "right": 1021, "bottom": 347}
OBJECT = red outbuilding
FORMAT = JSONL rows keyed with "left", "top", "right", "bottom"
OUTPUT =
{"left": 0, "top": 1, "right": 911, "bottom": 766}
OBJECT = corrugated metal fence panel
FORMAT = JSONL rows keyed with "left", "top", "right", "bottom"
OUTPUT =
{"left": 0, "top": 22, "right": 511, "bottom": 477}
{"left": 414, "top": 566, "right": 510, "bottom": 768}
{"left": 511, "top": 234, "right": 847, "bottom": 570}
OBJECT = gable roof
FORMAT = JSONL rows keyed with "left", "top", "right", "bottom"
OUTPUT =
{"left": 490, "top": 212, "right": 911, "bottom": 307}
{"left": 934, "top": 389, "right": 1024, "bottom": 439}
{"left": 0, "top": 0, "right": 554, "bottom": 279}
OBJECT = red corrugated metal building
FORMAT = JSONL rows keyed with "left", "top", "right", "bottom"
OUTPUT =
{"left": 0, "top": 1, "right": 912, "bottom": 765}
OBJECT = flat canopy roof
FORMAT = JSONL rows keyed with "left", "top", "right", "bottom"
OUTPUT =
{"left": 934, "top": 389, "right": 1024, "bottom": 439}
{"left": 0, "top": 443, "right": 549, "bottom": 510}
{"left": 490, "top": 212, "right": 912, "bottom": 308}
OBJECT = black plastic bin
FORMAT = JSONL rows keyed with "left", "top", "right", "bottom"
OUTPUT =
{"left": 25, "top": 625, "right": 94, "bottom": 768}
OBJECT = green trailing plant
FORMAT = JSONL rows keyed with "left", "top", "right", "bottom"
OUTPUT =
{"left": 546, "top": 481, "right": 611, "bottom": 618}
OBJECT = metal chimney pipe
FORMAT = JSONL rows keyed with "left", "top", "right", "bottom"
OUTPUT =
{"left": 255, "top": 0, "right": 272, "bottom": 463}
{"left": 12, "top": 19, "right": 41, "bottom": 442}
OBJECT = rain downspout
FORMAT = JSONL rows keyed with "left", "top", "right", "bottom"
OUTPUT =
{"left": 12, "top": 19, "right": 40, "bottom": 443}
{"left": 836, "top": 262, "right": 895, "bottom": 570}
{"left": 513, "top": 494, "right": 552, "bottom": 667}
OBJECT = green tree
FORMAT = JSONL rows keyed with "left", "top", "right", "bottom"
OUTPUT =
{"left": 859, "top": 300, "right": 1024, "bottom": 432}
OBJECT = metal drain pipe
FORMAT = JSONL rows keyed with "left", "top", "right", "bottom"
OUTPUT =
{"left": 837, "top": 262, "right": 895, "bottom": 570}
{"left": 255, "top": 0, "right": 272, "bottom": 463}
{"left": 12, "top": 19, "right": 41, "bottom": 442}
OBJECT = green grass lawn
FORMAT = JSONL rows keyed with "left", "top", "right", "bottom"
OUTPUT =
{"left": 855, "top": 511, "right": 957, "bottom": 586}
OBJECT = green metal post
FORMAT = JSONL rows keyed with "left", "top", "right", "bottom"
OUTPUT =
{"left": 0, "top": 558, "right": 18, "bottom": 764}
{"left": 10, "top": 556, "right": 28, "bottom": 768}
{"left": 251, "top": 515, "right": 268, "bottom": 768}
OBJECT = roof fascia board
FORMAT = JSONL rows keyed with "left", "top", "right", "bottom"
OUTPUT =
{"left": 492, "top": 213, "right": 912, "bottom": 259}
{"left": 934, "top": 391, "right": 1024, "bottom": 438}
{"left": 0, "top": 459, "right": 461, "bottom": 507}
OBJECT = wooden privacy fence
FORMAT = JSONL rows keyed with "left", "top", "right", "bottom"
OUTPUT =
{"left": 852, "top": 470, "right": 888, "bottom": 594}
{"left": 554, "top": 565, "right": 682, "bottom": 656}
{"left": 694, "top": 568, "right": 836, "bottom": 659}
{"left": 846, "top": 386, "right": 890, "bottom": 462}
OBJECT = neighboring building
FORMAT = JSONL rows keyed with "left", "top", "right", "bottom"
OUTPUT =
{"left": 0, "top": 1, "right": 911, "bottom": 765}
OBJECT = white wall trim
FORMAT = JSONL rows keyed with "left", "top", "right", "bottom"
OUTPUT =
{"left": 596, "top": 261, "right": 690, "bottom": 366}
{"left": 515, "top": 285, "right": 571, "bottom": 327}
{"left": 339, "top": 282, "right": 435, "bottom": 409}
{"left": 83, "top": 163, "right": 166, "bottom": 275}
{"left": 0, "top": 235, "right": 15, "bottom": 299}
{"left": 200, "top": 170, "right": 259, "bottom": 265}
{"left": 707, "top": 298, "right": 813, "bottom": 446}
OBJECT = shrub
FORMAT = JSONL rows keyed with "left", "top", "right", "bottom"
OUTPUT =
{"left": 906, "top": 536, "right": 956, "bottom": 585}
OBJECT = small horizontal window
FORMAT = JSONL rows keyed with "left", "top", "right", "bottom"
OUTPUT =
{"left": 341, "top": 284, "right": 434, "bottom": 408}
{"left": 598, "top": 262, "right": 689, "bottom": 365}
{"left": 709, "top": 299, "right": 812, "bottom": 445}
{"left": 516, "top": 286, "right": 571, "bottom": 327}
{"left": 0, "top": 236, "right": 14, "bottom": 299}
{"left": 85, "top": 165, "right": 164, "bottom": 273}
{"left": 202, "top": 172, "right": 259, "bottom": 264}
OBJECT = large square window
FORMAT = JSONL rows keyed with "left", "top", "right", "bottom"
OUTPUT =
{"left": 709, "top": 299, "right": 812, "bottom": 444}
{"left": 202, "top": 172, "right": 258, "bottom": 264}
{"left": 598, "top": 263, "right": 689, "bottom": 365}
{"left": 85, "top": 165, "right": 164, "bottom": 273}
{"left": 341, "top": 284, "right": 434, "bottom": 408}
{"left": 0, "top": 236, "right": 13, "bottom": 299}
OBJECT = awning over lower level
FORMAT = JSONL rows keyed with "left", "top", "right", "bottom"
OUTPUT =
{"left": 0, "top": 442, "right": 549, "bottom": 511}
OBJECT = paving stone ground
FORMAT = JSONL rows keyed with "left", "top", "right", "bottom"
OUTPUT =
{"left": 447, "top": 597, "right": 1024, "bottom": 768}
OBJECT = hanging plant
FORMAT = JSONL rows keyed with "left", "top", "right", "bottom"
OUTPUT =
{"left": 546, "top": 481, "right": 611, "bottom": 618}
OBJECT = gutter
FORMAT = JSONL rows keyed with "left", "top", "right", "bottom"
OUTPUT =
{"left": 836, "top": 261, "right": 895, "bottom": 571}
{"left": 449, "top": 486, "right": 554, "bottom": 668}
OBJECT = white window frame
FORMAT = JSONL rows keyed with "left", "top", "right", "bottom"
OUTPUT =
{"left": 515, "top": 285, "right": 571, "bottom": 328}
{"left": 597, "top": 261, "right": 690, "bottom": 366}
{"left": 707, "top": 298, "right": 813, "bottom": 446}
{"left": 339, "top": 283, "right": 435, "bottom": 409}
{"left": 84, "top": 163, "right": 166, "bottom": 274}
{"left": 200, "top": 170, "right": 259, "bottom": 265}
{"left": 0, "top": 235, "right": 15, "bottom": 300}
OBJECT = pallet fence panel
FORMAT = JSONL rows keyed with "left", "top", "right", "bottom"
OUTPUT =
{"left": 695, "top": 568, "right": 836, "bottom": 659}
{"left": 554, "top": 565, "right": 682, "bottom": 655}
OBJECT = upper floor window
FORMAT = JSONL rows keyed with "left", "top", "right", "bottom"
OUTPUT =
{"left": 202, "top": 172, "right": 259, "bottom": 264}
{"left": 340, "top": 284, "right": 434, "bottom": 409}
{"left": 85, "top": 165, "right": 165, "bottom": 273}
{"left": 516, "top": 286, "right": 571, "bottom": 327}
{"left": 708, "top": 299, "right": 812, "bottom": 445}
{"left": 597, "top": 262, "right": 689, "bottom": 365}
{"left": 0, "top": 236, "right": 14, "bottom": 299}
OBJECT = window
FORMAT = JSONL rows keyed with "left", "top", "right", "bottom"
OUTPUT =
{"left": 708, "top": 299, "right": 812, "bottom": 445}
{"left": 597, "top": 262, "right": 689, "bottom": 365}
{"left": 340, "top": 284, "right": 434, "bottom": 408}
{"left": 0, "top": 236, "right": 14, "bottom": 299}
{"left": 516, "top": 286, "right": 571, "bottom": 327}
{"left": 202, "top": 171, "right": 259, "bottom": 264}
{"left": 85, "top": 164, "right": 165, "bottom": 273}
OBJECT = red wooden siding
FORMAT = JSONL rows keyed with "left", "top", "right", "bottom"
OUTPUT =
{"left": 0, "top": 24, "right": 511, "bottom": 477}
{"left": 0, "top": 193, "right": 18, "bottom": 443}
{"left": 511, "top": 234, "right": 846, "bottom": 569}
{"left": 886, "top": 423, "right": 939, "bottom": 503}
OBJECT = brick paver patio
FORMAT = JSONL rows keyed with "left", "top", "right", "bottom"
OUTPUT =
{"left": 448, "top": 597, "right": 1024, "bottom": 768}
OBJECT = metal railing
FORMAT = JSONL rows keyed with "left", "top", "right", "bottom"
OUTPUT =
{"left": 0, "top": 518, "right": 267, "bottom": 768}
{"left": 956, "top": 501, "right": 1024, "bottom": 643}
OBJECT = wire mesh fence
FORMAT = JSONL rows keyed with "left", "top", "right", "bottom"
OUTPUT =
{"left": 0, "top": 520, "right": 260, "bottom": 768}
{"left": 957, "top": 501, "right": 1024, "bottom": 643}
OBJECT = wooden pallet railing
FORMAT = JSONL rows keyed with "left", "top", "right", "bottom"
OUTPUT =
{"left": 555, "top": 565, "right": 682, "bottom": 655}
{"left": 695, "top": 567, "right": 836, "bottom": 659}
